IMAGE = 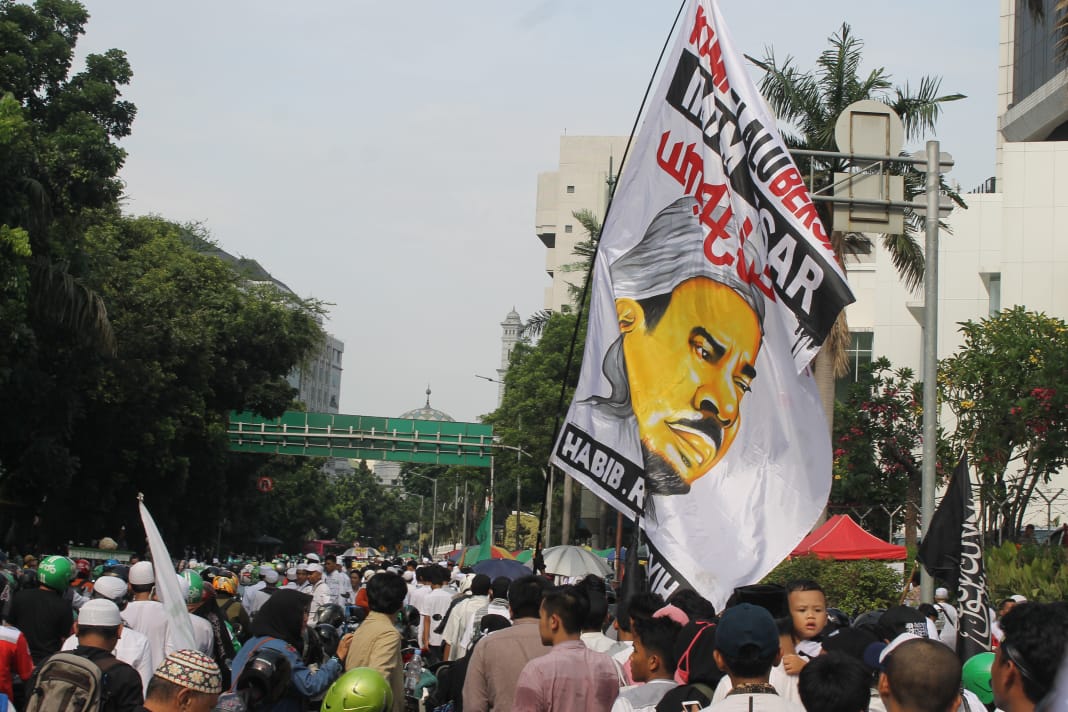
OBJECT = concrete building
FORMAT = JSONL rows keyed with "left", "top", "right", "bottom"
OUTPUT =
{"left": 841, "top": 0, "right": 1068, "bottom": 525}
{"left": 536, "top": 135, "right": 629, "bottom": 311}
{"left": 287, "top": 333, "right": 344, "bottom": 414}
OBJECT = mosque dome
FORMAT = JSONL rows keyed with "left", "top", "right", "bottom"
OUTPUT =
{"left": 399, "top": 386, "right": 455, "bottom": 422}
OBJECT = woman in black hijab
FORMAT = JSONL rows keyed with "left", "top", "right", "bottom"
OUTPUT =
{"left": 229, "top": 589, "right": 353, "bottom": 712}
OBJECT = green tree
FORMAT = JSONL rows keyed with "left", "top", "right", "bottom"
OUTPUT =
{"left": 484, "top": 311, "right": 584, "bottom": 544}
{"left": 832, "top": 358, "right": 952, "bottom": 545}
{"left": 2, "top": 215, "right": 325, "bottom": 547}
{"left": 749, "top": 24, "right": 964, "bottom": 430}
{"left": 939, "top": 307, "right": 1068, "bottom": 540}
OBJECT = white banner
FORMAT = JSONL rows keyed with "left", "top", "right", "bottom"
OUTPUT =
{"left": 138, "top": 496, "right": 195, "bottom": 649}
{"left": 550, "top": 0, "right": 854, "bottom": 608}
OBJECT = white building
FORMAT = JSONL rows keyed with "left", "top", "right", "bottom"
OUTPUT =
{"left": 843, "top": 0, "right": 1068, "bottom": 524}
{"left": 536, "top": 135, "right": 629, "bottom": 311}
{"left": 287, "top": 333, "right": 344, "bottom": 414}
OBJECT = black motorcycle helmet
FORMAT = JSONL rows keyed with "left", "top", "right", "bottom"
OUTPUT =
{"left": 316, "top": 603, "right": 345, "bottom": 628}
{"left": 237, "top": 647, "right": 292, "bottom": 705}
{"left": 315, "top": 623, "right": 340, "bottom": 658}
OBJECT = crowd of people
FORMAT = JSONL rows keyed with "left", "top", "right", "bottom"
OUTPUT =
{"left": 0, "top": 550, "right": 1064, "bottom": 712}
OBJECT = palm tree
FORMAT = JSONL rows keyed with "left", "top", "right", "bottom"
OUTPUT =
{"left": 520, "top": 209, "right": 603, "bottom": 340}
{"left": 749, "top": 23, "right": 964, "bottom": 531}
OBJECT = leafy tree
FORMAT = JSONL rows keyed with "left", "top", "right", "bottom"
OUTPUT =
{"left": 1, "top": 215, "right": 325, "bottom": 548}
{"left": 483, "top": 311, "right": 585, "bottom": 543}
{"left": 748, "top": 24, "right": 964, "bottom": 426}
{"left": 330, "top": 460, "right": 420, "bottom": 550}
{"left": 832, "top": 358, "right": 952, "bottom": 545}
{"left": 939, "top": 307, "right": 1068, "bottom": 540}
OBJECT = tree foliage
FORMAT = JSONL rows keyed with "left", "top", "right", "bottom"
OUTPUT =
{"left": 832, "top": 358, "right": 952, "bottom": 545}
{"left": 939, "top": 307, "right": 1068, "bottom": 539}
{"left": 762, "top": 555, "right": 903, "bottom": 616}
{"left": 483, "top": 311, "right": 585, "bottom": 541}
{"left": 1, "top": 214, "right": 326, "bottom": 548}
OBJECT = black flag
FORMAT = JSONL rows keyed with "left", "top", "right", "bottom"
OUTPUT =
{"left": 619, "top": 524, "right": 646, "bottom": 616}
{"left": 917, "top": 455, "right": 968, "bottom": 594}
{"left": 917, "top": 453, "right": 991, "bottom": 660}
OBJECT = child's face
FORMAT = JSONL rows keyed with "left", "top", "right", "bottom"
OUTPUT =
{"left": 789, "top": 589, "right": 828, "bottom": 640}
{"left": 629, "top": 635, "right": 653, "bottom": 683}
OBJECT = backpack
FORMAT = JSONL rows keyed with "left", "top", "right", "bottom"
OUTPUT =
{"left": 25, "top": 651, "right": 118, "bottom": 712}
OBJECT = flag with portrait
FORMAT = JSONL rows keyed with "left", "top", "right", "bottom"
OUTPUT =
{"left": 549, "top": 0, "right": 854, "bottom": 607}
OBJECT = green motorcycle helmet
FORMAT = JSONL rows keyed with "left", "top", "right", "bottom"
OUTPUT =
{"left": 37, "top": 555, "right": 74, "bottom": 592}
{"left": 962, "top": 651, "right": 995, "bottom": 705}
{"left": 180, "top": 569, "right": 204, "bottom": 604}
{"left": 321, "top": 667, "right": 393, "bottom": 712}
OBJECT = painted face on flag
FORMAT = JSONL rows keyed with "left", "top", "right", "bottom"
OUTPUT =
{"left": 617, "top": 277, "right": 762, "bottom": 492}
{"left": 590, "top": 197, "right": 766, "bottom": 495}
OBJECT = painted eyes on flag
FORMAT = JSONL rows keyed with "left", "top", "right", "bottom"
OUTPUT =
{"left": 690, "top": 332, "right": 753, "bottom": 394}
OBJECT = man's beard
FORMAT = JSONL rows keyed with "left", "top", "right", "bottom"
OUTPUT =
{"left": 642, "top": 447, "right": 691, "bottom": 495}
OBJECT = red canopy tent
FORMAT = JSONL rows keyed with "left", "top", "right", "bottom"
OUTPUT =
{"left": 791, "top": 515, "right": 906, "bottom": 560}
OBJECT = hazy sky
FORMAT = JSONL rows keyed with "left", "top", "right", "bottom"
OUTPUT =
{"left": 76, "top": 1, "right": 996, "bottom": 423}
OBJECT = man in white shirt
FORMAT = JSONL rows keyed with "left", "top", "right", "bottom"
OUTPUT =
{"left": 323, "top": 554, "right": 354, "bottom": 606}
{"left": 62, "top": 575, "right": 154, "bottom": 694}
{"left": 706, "top": 604, "right": 803, "bottom": 711}
{"left": 442, "top": 574, "right": 490, "bottom": 661}
{"left": 307, "top": 564, "right": 334, "bottom": 624}
{"left": 420, "top": 566, "right": 454, "bottom": 663}
{"left": 122, "top": 561, "right": 170, "bottom": 674}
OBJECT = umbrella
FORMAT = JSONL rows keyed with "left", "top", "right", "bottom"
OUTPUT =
{"left": 472, "top": 558, "right": 532, "bottom": 580}
{"left": 541, "top": 545, "right": 613, "bottom": 578}
{"left": 251, "top": 535, "right": 282, "bottom": 546}
{"left": 458, "top": 545, "right": 515, "bottom": 566}
{"left": 514, "top": 549, "right": 533, "bottom": 563}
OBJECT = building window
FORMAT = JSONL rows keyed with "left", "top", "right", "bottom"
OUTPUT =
{"left": 835, "top": 331, "right": 874, "bottom": 402}
{"left": 566, "top": 185, "right": 575, "bottom": 194}
{"left": 565, "top": 224, "right": 573, "bottom": 233}
{"left": 987, "top": 273, "right": 1001, "bottom": 316}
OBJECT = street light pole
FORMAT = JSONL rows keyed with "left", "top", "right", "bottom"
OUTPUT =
{"left": 408, "top": 471, "right": 439, "bottom": 558}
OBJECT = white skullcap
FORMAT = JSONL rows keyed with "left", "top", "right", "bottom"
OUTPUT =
{"left": 79, "top": 599, "right": 122, "bottom": 627}
{"left": 402, "top": 571, "right": 414, "bottom": 582}
{"left": 263, "top": 569, "right": 279, "bottom": 584}
{"left": 285, "top": 567, "right": 297, "bottom": 581}
{"left": 934, "top": 587, "right": 949, "bottom": 599}
{"left": 129, "top": 561, "right": 155, "bottom": 586}
{"left": 93, "top": 575, "right": 128, "bottom": 601}
{"left": 306, "top": 553, "right": 321, "bottom": 563}
{"left": 307, "top": 563, "right": 323, "bottom": 573}
{"left": 1011, "top": 594, "right": 1028, "bottom": 603}
{"left": 296, "top": 563, "right": 308, "bottom": 572}
{"left": 879, "top": 632, "right": 921, "bottom": 664}
{"left": 609, "top": 196, "right": 765, "bottom": 323}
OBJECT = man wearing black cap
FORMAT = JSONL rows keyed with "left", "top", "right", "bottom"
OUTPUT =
{"left": 708, "top": 603, "right": 803, "bottom": 711}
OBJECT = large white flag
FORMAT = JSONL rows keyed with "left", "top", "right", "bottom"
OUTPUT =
{"left": 550, "top": 0, "right": 854, "bottom": 608}
{"left": 138, "top": 495, "right": 195, "bottom": 649}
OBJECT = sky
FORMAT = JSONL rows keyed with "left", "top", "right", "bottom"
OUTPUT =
{"left": 75, "top": 1, "right": 997, "bottom": 423}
